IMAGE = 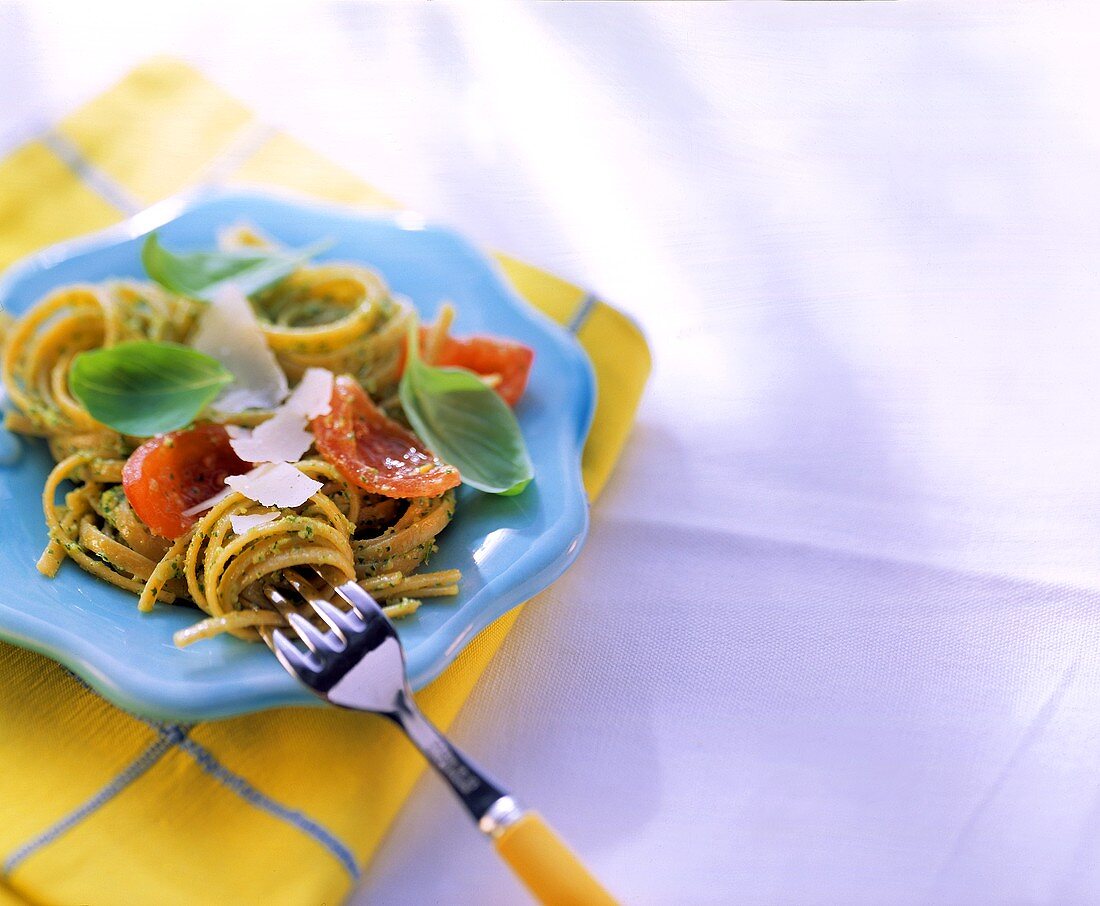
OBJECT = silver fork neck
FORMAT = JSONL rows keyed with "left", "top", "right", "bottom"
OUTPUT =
{"left": 389, "top": 688, "right": 517, "bottom": 830}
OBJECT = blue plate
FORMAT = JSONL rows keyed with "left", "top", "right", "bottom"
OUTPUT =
{"left": 0, "top": 190, "right": 595, "bottom": 720}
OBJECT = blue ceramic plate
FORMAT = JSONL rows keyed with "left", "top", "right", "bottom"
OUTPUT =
{"left": 0, "top": 190, "right": 595, "bottom": 720}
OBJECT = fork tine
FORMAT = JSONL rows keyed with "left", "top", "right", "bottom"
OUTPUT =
{"left": 263, "top": 584, "right": 295, "bottom": 614}
{"left": 249, "top": 601, "right": 279, "bottom": 653}
{"left": 299, "top": 566, "right": 361, "bottom": 603}
{"left": 328, "top": 576, "right": 386, "bottom": 623}
{"left": 285, "top": 611, "right": 334, "bottom": 653}
{"left": 283, "top": 568, "right": 323, "bottom": 600}
{"left": 310, "top": 596, "right": 364, "bottom": 635}
{"left": 281, "top": 571, "right": 354, "bottom": 642}
{"left": 264, "top": 581, "right": 345, "bottom": 653}
{"left": 283, "top": 568, "right": 356, "bottom": 639}
{"left": 271, "top": 628, "right": 321, "bottom": 676}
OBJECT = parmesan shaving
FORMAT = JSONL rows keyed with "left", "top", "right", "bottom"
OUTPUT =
{"left": 186, "top": 366, "right": 335, "bottom": 516}
{"left": 227, "top": 367, "right": 334, "bottom": 464}
{"left": 191, "top": 285, "right": 288, "bottom": 411}
{"left": 225, "top": 463, "right": 323, "bottom": 508}
{"left": 182, "top": 462, "right": 322, "bottom": 516}
{"left": 228, "top": 406, "right": 313, "bottom": 464}
{"left": 229, "top": 511, "right": 280, "bottom": 535}
{"left": 285, "top": 367, "right": 334, "bottom": 419}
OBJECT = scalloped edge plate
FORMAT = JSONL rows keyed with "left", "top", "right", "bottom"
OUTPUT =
{"left": 0, "top": 189, "right": 595, "bottom": 720}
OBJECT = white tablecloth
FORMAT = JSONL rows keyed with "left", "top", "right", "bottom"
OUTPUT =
{"left": 3, "top": 3, "right": 1099, "bottom": 902}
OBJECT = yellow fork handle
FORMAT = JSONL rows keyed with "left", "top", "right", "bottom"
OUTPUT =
{"left": 493, "top": 811, "right": 618, "bottom": 905}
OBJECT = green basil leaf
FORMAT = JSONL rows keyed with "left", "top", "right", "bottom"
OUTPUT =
{"left": 68, "top": 341, "right": 233, "bottom": 436}
{"left": 141, "top": 233, "right": 332, "bottom": 302}
{"left": 399, "top": 344, "right": 534, "bottom": 496}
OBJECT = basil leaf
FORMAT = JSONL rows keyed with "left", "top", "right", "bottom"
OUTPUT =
{"left": 141, "top": 233, "right": 331, "bottom": 302}
{"left": 69, "top": 341, "right": 233, "bottom": 436}
{"left": 399, "top": 344, "right": 534, "bottom": 496}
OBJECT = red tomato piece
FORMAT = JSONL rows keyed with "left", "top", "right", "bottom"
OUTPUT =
{"left": 433, "top": 333, "right": 534, "bottom": 407}
{"left": 399, "top": 328, "right": 534, "bottom": 407}
{"left": 311, "top": 375, "right": 461, "bottom": 498}
{"left": 122, "top": 423, "right": 249, "bottom": 539}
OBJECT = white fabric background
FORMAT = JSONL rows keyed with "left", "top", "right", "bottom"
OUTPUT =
{"left": 3, "top": 3, "right": 1100, "bottom": 903}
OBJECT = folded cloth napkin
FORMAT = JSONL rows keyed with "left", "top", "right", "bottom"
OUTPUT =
{"left": 0, "top": 59, "right": 650, "bottom": 905}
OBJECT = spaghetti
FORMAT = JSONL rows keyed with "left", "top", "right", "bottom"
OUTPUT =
{"left": 1, "top": 232, "right": 462, "bottom": 647}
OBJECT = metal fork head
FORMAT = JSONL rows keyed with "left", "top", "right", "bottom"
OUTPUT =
{"left": 261, "top": 568, "right": 410, "bottom": 714}
{"left": 263, "top": 571, "right": 515, "bottom": 829}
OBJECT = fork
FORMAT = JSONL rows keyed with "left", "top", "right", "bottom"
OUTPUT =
{"left": 260, "top": 568, "right": 616, "bottom": 906}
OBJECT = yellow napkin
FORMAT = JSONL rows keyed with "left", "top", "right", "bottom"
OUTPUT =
{"left": 0, "top": 58, "right": 650, "bottom": 906}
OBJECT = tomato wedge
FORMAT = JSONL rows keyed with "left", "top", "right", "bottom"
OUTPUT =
{"left": 400, "top": 328, "right": 534, "bottom": 407}
{"left": 311, "top": 375, "right": 460, "bottom": 498}
{"left": 122, "top": 423, "right": 249, "bottom": 539}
